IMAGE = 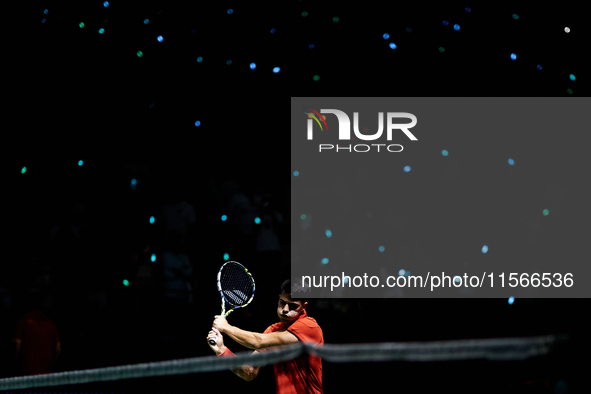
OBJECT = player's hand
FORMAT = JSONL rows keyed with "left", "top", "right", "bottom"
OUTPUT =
{"left": 207, "top": 327, "right": 226, "bottom": 354}
{"left": 212, "top": 315, "right": 230, "bottom": 333}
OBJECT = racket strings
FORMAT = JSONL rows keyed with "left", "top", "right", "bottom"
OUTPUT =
{"left": 220, "top": 264, "right": 254, "bottom": 307}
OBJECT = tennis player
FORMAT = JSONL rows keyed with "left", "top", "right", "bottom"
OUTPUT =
{"left": 207, "top": 279, "right": 323, "bottom": 394}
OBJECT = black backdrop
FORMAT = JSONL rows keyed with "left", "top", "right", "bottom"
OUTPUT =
{"left": 2, "top": 1, "right": 589, "bottom": 393}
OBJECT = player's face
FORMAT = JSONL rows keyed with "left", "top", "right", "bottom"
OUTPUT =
{"left": 277, "top": 293, "right": 307, "bottom": 324}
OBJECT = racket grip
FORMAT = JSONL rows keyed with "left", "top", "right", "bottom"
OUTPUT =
{"left": 209, "top": 314, "right": 227, "bottom": 345}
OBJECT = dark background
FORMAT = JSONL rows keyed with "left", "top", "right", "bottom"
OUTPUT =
{"left": 2, "top": 1, "right": 589, "bottom": 393}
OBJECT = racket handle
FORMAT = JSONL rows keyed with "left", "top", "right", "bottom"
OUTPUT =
{"left": 209, "top": 315, "right": 226, "bottom": 345}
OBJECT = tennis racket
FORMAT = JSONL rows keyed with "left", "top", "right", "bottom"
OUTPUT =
{"left": 208, "top": 261, "right": 256, "bottom": 345}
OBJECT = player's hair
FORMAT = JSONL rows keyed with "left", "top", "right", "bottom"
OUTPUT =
{"left": 280, "top": 279, "right": 310, "bottom": 302}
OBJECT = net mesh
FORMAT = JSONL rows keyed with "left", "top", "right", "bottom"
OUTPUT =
{"left": 0, "top": 334, "right": 568, "bottom": 392}
{"left": 219, "top": 263, "right": 254, "bottom": 306}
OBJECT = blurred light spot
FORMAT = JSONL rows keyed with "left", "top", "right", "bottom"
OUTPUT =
{"left": 227, "top": 9, "right": 233, "bottom": 14}
{"left": 149, "top": 103, "right": 154, "bottom": 108}
{"left": 403, "top": 166, "right": 411, "bottom": 172}
{"left": 99, "top": 28, "right": 105, "bottom": 34}
{"left": 157, "top": 35, "right": 163, "bottom": 42}
{"left": 250, "top": 62, "right": 256, "bottom": 70}
{"left": 21, "top": 167, "right": 27, "bottom": 174}
{"left": 439, "top": 47, "right": 445, "bottom": 52}
{"left": 190, "top": 28, "right": 196, "bottom": 34}
{"left": 151, "top": 253, "right": 156, "bottom": 262}
{"left": 195, "top": 120, "right": 201, "bottom": 126}
{"left": 79, "top": 22, "right": 85, "bottom": 28}
{"left": 405, "top": 27, "right": 412, "bottom": 33}
{"left": 309, "top": 44, "right": 315, "bottom": 49}
{"left": 226, "top": 60, "right": 232, "bottom": 65}
{"left": 321, "top": 258, "right": 329, "bottom": 264}
{"left": 332, "top": 16, "right": 339, "bottom": 22}
{"left": 567, "top": 88, "right": 573, "bottom": 95}
{"left": 398, "top": 269, "right": 406, "bottom": 276}
{"left": 325, "top": 229, "right": 332, "bottom": 238}
{"left": 465, "top": 7, "right": 471, "bottom": 12}
{"left": 223, "top": 253, "right": 229, "bottom": 261}
{"left": 197, "top": 56, "right": 203, "bottom": 63}
{"left": 512, "top": 14, "right": 519, "bottom": 20}
{"left": 44, "top": 9, "right": 48, "bottom": 14}
{"left": 389, "top": 43, "right": 397, "bottom": 49}
{"left": 569, "top": 74, "right": 576, "bottom": 81}
{"left": 271, "top": 28, "right": 276, "bottom": 34}
{"left": 103, "top": 2, "right": 109, "bottom": 7}
{"left": 511, "top": 53, "right": 516, "bottom": 60}
{"left": 564, "top": 27, "right": 570, "bottom": 33}
{"left": 442, "top": 150, "right": 448, "bottom": 156}
{"left": 383, "top": 33, "right": 389, "bottom": 39}
{"left": 221, "top": 215, "right": 227, "bottom": 221}
{"left": 78, "top": 160, "right": 84, "bottom": 166}
{"left": 137, "top": 51, "right": 143, "bottom": 58}
{"left": 42, "top": 19, "right": 46, "bottom": 23}
{"left": 149, "top": 216, "right": 155, "bottom": 224}
{"left": 508, "top": 296, "right": 515, "bottom": 305}
{"left": 144, "top": 19, "right": 149, "bottom": 24}
{"left": 131, "top": 179, "right": 137, "bottom": 186}
{"left": 453, "top": 24, "right": 460, "bottom": 31}
{"left": 442, "top": 20, "right": 449, "bottom": 26}
{"left": 482, "top": 245, "right": 488, "bottom": 254}
{"left": 454, "top": 276, "right": 461, "bottom": 283}
{"left": 300, "top": 214, "right": 307, "bottom": 220}
{"left": 273, "top": 67, "right": 280, "bottom": 73}
{"left": 543, "top": 209, "right": 550, "bottom": 216}
{"left": 537, "top": 64, "right": 542, "bottom": 70}
{"left": 378, "top": 245, "right": 385, "bottom": 252}
{"left": 293, "top": 170, "right": 300, "bottom": 176}
{"left": 123, "top": 279, "right": 129, "bottom": 286}
{"left": 508, "top": 158, "right": 515, "bottom": 165}
{"left": 254, "top": 217, "right": 261, "bottom": 224}
{"left": 313, "top": 75, "right": 320, "bottom": 81}
{"left": 302, "top": 11, "right": 308, "bottom": 17}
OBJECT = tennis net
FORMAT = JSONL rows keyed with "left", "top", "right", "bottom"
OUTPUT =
{"left": 0, "top": 333, "right": 571, "bottom": 393}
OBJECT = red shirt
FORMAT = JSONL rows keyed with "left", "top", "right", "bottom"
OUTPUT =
{"left": 263, "top": 310, "right": 323, "bottom": 394}
{"left": 12, "top": 310, "right": 60, "bottom": 376}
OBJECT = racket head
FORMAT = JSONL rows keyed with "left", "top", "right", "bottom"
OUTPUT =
{"left": 216, "top": 261, "right": 255, "bottom": 315}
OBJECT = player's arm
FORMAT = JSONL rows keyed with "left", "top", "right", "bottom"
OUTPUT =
{"left": 213, "top": 316, "right": 299, "bottom": 350}
{"left": 207, "top": 328, "right": 263, "bottom": 381}
{"left": 13, "top": 339, "right": 21, "bottom": 362}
